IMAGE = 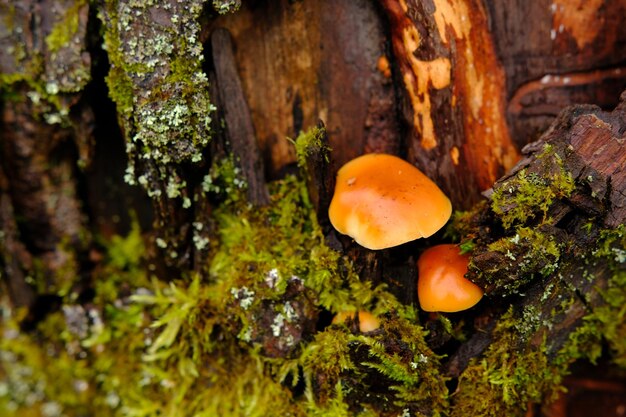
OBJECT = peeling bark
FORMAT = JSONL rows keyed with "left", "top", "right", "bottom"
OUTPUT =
{"left": 379, "top": 0, "right": 521, "bottom": 209}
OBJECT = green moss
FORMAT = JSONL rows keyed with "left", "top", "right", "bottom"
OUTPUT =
{"left": 105, "top": 66, "right": 134, "bottom": 117}
{"left": 0, "top": 313, "right": 94, "bottom": 416}
{"left": 0, "top": 135, "right": 452, "bottom": 416}
{"left": 445, "top": 201, "right": 487, "bottom": 242}
{"left": 2, "top": 126, "right": 624, "bottom": 416}
{"left": 593, "top": 225, "right": 626, "bottom": 265}
{"left": 202, "top": 156, "right": 247, "bottom": 201}
{"left": 301, "top": 309, "right": 448, "bottom": 416}
{"left": 362, "top": 313, "right": 448, "bottom": 410}
{"left": 491, "top": 145, "right": 575, "bottom": 229}
{"left": 45, "top": 0, "right": 86, "bottom": 53}
{"left": 587, "top": 225, "right": 626, "bottom": 367}
{"left": 301, "top": 328, "right": 354, "bottom": 386}
{"left": 454, "top": 220, "right": 626, "bottom": 416}
{"left": 292, "top": 126, "right": 330, "bottom": 171}
{"left": 589, "top": 269, "right": 626, "bottom": 367}
{"left": 481, "top": 227, "right": 563, "bottom": 295}
{"left": 452, "top": 306, "right": 595, "bottom": 417}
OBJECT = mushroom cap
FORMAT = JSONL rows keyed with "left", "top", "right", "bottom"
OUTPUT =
{"left": 332, "top": 311, "right": 380, "bottom": 332}
{"left": 417, "top": 244, "right": 483, "bottom": 312}
{"left": 328, "top": 154, "right": 452, "bottom": 250}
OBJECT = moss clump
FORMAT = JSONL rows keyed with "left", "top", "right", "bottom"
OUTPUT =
{"left": 452, "top": 304, "right": 603, "bottom": 417}
{"left": 479, "top": 227, "right": 563, "bottom": 295}
{"left": 587, "top": 225, "right": 626, "bottom": 366}
{"left": 587, "top": 269, "right": 626, "bottom": 367}
{"left": 303, "top": 310, "right": 448, "bottom": 416}
{"left": 454, "top": 224, "right": 626, "bottom": 417}
{"left": 0, "top": 218, "right": 149, "bottom": 417}
{"left": 491, "top": 145, "right": 575, "bottom": 230}
{"left": 292, "top": 126, "right": 330, "bottom": 170}
{"left": 201, "top": 156, "right": 247, "bottom": 203}
{"left": 0, "top": 132, "right": 444, "bottom": 416}
{"left": 593, "top": 225, "right": 626, "bottom": 266}
{"left": 212, "top": 0, "right": 242, "bottom": 15}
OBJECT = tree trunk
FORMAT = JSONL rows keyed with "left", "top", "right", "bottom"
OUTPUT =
{"left": 1, "top": 1, "right": 625, "bottom": 416}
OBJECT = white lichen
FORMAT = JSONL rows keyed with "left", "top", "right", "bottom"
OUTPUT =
{"left": 192, "top": 233, "right": 210, "bottom": 251}
{"left": 283, "top": 302, "right": 298, "bottom": 322}
{"left": 612, "top": 247, "right": 626, "bottom": 263}
{"left": 231, "top": 287, "right": 255, "bottom": 310}
{"left": 271, "top": 313, "right": 285, "bottom": 337}
{"left": 265, "top": 268, "right": 280, "bottom": 288}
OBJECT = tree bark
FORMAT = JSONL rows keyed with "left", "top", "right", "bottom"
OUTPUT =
{"left": 1, "top": 1, "right": 625, "bottom": 416}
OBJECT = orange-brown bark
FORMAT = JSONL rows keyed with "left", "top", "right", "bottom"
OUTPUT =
{"left": 380, "top": 0, "right": 520, "bottom": 208}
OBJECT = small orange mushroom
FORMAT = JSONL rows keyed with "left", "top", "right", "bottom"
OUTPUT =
{"left": 328, "top": 154, "right": 452, "bottom": 250}
{"left": 417, "top": 244, "right": 483, "bottom": 312}
{"left": 332, "top": 310, "right": 380, "bottom": 332}
{"left": 377, "top": 55, "right": 392, "bottom": 78}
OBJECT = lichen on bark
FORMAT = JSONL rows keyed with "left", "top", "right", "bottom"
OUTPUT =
{"left": 0, "top": 0, "right": 91, "bottom": 122}
{"left": 100, "top": 0, "right": 214, "bottom": 183}
{"left": 99, "top": 0, "right": 221, "bottom": 269}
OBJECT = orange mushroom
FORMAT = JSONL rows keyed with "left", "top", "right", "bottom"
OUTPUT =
{"left": 328, "top": 154, "right": 452, "bottom": 250}
{"left": 332, "top": 310, "right": 380, "bottom": 332}
{"left": 377, "top": 55, "right": 392, "bottom": 78}
{"left": 417, "top": 244, "right": 483, "bottom": 312}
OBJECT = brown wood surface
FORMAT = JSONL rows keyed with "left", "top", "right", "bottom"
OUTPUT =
{"left": 487, "top": 0, "right": 626, "bottom": 148}
{"left": 0, "top": 0, "right": 92, "bottom": 304}
{"left": 211, "top": 28, "right": 270, "bottom": 206}
{"left": 206, "top": 0, "right": 399, "bottom": 179}
{"left": 380, "top": 0, "right": 522, "bottom": 209}
{"left": 206, "top": 0, "right": 626, "bottom": 211}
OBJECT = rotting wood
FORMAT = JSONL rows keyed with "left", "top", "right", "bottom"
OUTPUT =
{"left": 447, "top": 94, "right": 626, "bottom": 377}
{"left": 207, "top": 0, "right": 398, "bottom": 175}
{"left": 486, "top": 0, "right": 626, "bottom": 148}
{"left": 210, "top": 28, "right": 270, "bottom": 206}
{"left": 379, "top": 0, "right": 520, "bottom": 210}
{"left": 0, "top": 164, "right": 35, "bottom": 308}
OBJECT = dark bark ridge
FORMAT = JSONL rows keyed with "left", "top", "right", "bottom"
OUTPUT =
{"left": 210, "top": 28, "right": 269, "bottom": 206}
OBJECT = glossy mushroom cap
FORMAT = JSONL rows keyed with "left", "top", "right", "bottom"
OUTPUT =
{"left": 417, "top": 244, "right": 483, "bottom": 312}
{"left": 328, "top": 154, "right": 452, "bottom": 250}
{"left": 332, "top": 311, "right": 380, "bottom": 332}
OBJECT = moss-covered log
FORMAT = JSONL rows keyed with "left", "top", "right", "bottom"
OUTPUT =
{"left": 446, "top": 96, "right": 626, "bottom": 416}
{"left": 1, "top": 1, "right": 625, "bottom": 417}
{"left": 1, "top": 107, "right": 624, "bottom": 416}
